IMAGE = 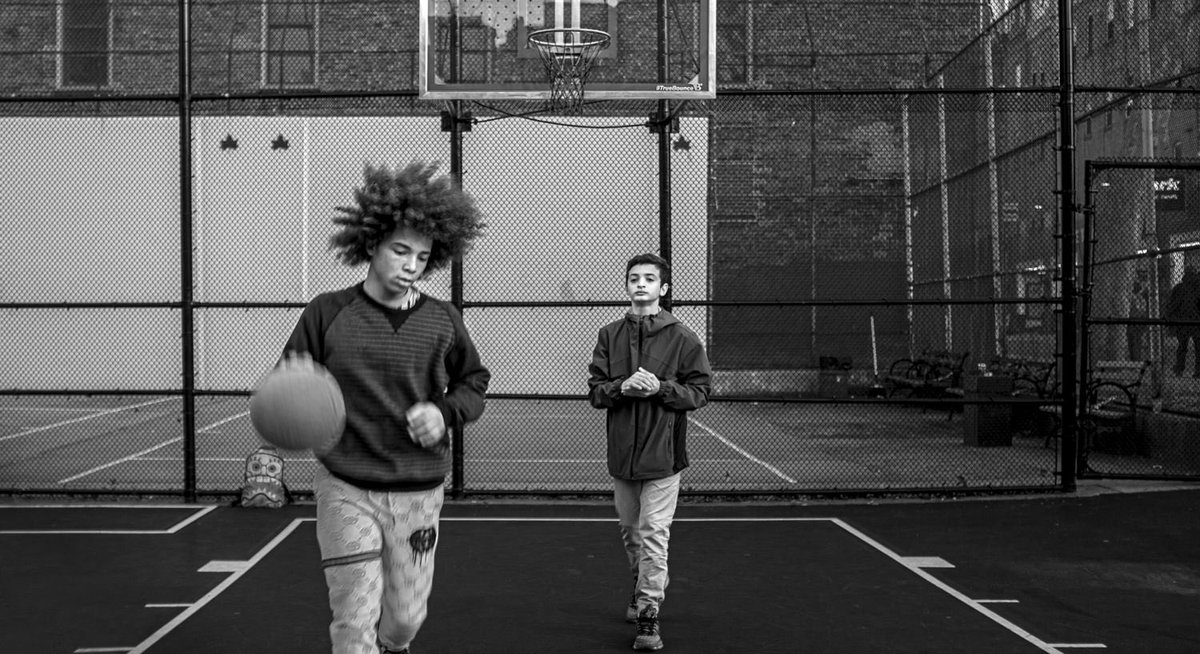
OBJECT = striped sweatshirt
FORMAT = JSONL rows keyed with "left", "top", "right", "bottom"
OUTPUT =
{"left": 283, "top": 283, "right": 490, "bottom": 490}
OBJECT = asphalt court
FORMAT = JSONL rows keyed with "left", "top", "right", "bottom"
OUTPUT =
{"left": 5, "top": 491, "right": 1198, "bottom": 653}
{"left": 0, "top": 395, "right": 1057, "bottom": 492}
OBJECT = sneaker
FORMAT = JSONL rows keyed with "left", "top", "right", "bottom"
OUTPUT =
{"left": 633, "top": 607, "right": 663, "bottom": 651}
{"left": 381, "top": 647, "right": 409, "bottom": 654}
{"left": 625, "top": 593, "right": 638, "bottom": 623}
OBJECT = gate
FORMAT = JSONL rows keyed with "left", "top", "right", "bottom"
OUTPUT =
{"left": 1081, "top": 159, "right": 1200, "bottom": 480}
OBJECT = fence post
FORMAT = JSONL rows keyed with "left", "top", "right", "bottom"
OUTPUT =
{"left": 1057, "top": 0, "right": 1079, "bottom": 492}
{"left": 179, "top": 0, "right": 197, "bottom": 503}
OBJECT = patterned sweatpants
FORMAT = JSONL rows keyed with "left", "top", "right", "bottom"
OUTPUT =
{"left": 613, "top": 473, "right": 681, "bottom": 615}
{"left": 314, "top": 466, "right": 444, "bottom": 654}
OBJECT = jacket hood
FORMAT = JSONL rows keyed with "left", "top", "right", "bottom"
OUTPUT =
{"left": 624, "top": 310, "right": 680, "bottom": 336}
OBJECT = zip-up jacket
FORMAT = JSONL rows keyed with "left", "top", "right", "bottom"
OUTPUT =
{"left": 588, "top": 310, "right": 712, "bottom": 480}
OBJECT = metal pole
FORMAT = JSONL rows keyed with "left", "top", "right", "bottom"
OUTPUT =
{"left": 657, "top": 0, "right": 672, "bottom": 311}
{"left": 1057, "top": 0, "right": 1079, "bottom": 491}
{"left": 448, "top": 1, "right": 467, "bottom": 498}
{"left": 178, "top": 0, "right": 197, "bottom": 503}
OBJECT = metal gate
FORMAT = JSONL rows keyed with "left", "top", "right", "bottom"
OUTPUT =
{"left": 1081, "top": 159, "right": 1200, "bottom": 480}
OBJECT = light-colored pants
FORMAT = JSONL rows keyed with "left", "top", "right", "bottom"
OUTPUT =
{"left": 314, "top": 466, "right": 444, "bottom": 654}
{"left": 613, "top": 473, "right": 681, "bottom": 615}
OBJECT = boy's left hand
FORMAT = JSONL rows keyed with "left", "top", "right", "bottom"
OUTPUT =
{"left": 406, "top": 402, "right": 446, "bottom": 448}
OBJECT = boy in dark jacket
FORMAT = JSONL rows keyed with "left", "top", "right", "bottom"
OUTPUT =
{"left": 587, "top": 253, "right": 712, "bottom": 651}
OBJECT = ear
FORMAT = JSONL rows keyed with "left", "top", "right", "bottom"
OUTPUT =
{"left": 660, "top": 282, "right": 670, "bottom": 296}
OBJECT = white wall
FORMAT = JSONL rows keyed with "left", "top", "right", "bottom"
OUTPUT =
{"left": 0, "top": 115, "right": 708, "bottom": 393}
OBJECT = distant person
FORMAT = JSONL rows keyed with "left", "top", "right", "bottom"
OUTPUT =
{"left": 1166, "top": 266, "right": 1200, "bottom": 377}
{"left": 278, "top": 162, "right": 489, "bottom": 654}
{"left": 1127, "top": 274, "right": 1149, "bottom": 362}
{"left": 587, "top": 253, "right": 712, "bottom": 651}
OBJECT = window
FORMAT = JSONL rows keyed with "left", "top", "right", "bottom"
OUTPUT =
{"left": 1105, "top": 109, "right": 1113, "bottom": 130}
{"left": 60, "top": 0, "right": 111, "bottom": 88}
{"left": 263, "top": 1, "right": 317, "bottom": 88}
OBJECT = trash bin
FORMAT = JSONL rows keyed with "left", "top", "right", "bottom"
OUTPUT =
{"left": 818, "top": 356, "right": 851, "bottom": 399}
{"left": 962, "top": 373, "right": 1013, "bottom": 446}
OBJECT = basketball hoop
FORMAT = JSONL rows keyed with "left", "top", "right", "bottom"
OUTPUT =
{"left": 527, "top": 28, "right": 610, "bottom": 113}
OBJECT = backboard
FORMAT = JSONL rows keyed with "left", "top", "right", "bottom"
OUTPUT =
{"left": 418, "top": 0, "right": 716, "bottom": 101}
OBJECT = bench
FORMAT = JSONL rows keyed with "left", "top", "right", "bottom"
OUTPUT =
{"left": 1040, "top": 360, "right": 1150, "bottom": 455}
{"left": 884, "top": 349, "right": 970, "bottom": 403}
{"left": 988, "top": 357, "right": 1057, "bottom": 399}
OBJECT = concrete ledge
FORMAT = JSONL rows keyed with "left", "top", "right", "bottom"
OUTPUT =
{"left": 1138, "top": 411, "right": 1200, "bottom": 462}
{"left": 712, "top": 369, "right": 877, "bottom": 396}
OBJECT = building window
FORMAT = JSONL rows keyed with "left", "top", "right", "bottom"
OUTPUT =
{"left": 59, "top": 0, "right": 111, "bottom": 88}
{"left": 263, "top": 1, "right": 317, "bottom": 88}
{"left": 1105, "top": 108, "right": 1113, "bottom": 130}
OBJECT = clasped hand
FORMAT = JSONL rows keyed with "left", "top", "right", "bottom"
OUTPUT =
{"left": 620, "top": 367, "right": 661, "bottom": 397}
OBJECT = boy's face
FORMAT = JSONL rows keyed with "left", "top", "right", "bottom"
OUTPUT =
{"left": 626, "top": 263, "right": 668, "bottom": 307}
{"left": 366, "top": 225, "right": 432, "bottom": 300}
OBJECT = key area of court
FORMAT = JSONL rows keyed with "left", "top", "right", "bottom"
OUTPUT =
{"left": 2, "top": 487, "right": 1198, "bottom": 654}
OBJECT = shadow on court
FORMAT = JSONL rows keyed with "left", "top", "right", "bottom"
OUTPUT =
{"left": 1, "top": 486, "right": 1198, "bottom": 653}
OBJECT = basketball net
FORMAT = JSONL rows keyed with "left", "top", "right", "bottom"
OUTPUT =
{"left": 527, "top": 28, "right": 610, "bottom": 114}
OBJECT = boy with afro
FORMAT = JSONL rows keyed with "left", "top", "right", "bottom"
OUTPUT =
{"left": 277, "top": 161, "right": 489, "bottom": 654}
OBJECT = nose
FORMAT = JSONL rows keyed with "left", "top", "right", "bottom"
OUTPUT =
{"left": 402, "top": 255, "right": 419, "bottom": 272}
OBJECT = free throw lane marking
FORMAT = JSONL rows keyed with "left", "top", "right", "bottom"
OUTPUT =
{"left": 126, "top": 518, "right": 314, "bottom": 654}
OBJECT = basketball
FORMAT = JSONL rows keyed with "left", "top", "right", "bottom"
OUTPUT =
{"left": 250, "top": 358, "right": 346, "bottom": 453}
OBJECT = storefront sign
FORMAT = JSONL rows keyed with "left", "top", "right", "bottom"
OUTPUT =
{"left": 1154, "top": 175, "right": 1184, "bottom": 211}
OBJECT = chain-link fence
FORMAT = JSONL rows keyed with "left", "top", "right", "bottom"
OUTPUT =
{"left": 2, "top": 0, "right": 1198, "bottom": 498}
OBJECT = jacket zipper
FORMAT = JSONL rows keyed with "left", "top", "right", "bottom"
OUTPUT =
{"left": 630, "top": 316, "right": 644, "bottom": 478}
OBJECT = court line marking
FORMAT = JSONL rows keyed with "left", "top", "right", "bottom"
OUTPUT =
{"left": 0, "top": 407, "right": 105, "bottom": 413}
{"left": 0, "top": 397, "right": 177, "bottom": 443}
{"left": 58, "top": 439, "right": 183, "bottom": 484}
{"left": 74, "top": 648, "right": 132, "bottom": 653}
{"left": 114, "top": 515, "right": 1081, "bottom": 652}
{"left": 0, "top": 504, "right": 217, "bottom": 535}
{"left": 56, "top": 413, "right": 249, "bottom": 484}
{"left": 830, "top": 517, "right": 1072, "bottom": 654}
{"left": 126, "top": 518, "right": 315, "bottom": 654}
{"left": 688, "top": 416, "right": 797, "bottom": 483}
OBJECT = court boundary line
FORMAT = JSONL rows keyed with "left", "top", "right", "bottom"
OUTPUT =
{"left": 0, "top": 397, "right": 177, "bottom": 443}
{"left": 0, "top": 504, "right": 217, "bottom": 535}
{"left": 688, "top": 416, "right": 798, "bottom": 483}
{"left": 56, "top": 412, "right": 250, "bottom": 484}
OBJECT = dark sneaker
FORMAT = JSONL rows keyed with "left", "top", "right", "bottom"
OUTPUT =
{"left": 633, "top": 607, "right": 663, "bottom": 651}
{"left": 381, "top": 647, "right": 409, "bottom": 654}
{"left": 625, "top": 592, "right": 638, "bottom": 623}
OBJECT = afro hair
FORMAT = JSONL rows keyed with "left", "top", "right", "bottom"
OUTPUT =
{"left": 328, "top": 161, "right": 485, "bottom": 273}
